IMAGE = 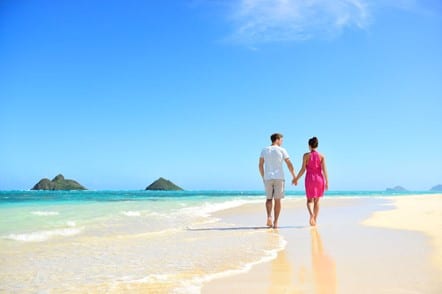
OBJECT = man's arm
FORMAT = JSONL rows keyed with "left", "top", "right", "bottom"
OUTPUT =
{"left": 259, "top": 157, "right": 265, "bottom": 179}
{"left": 284, "top": 158, "right": 296, "bottom": 182}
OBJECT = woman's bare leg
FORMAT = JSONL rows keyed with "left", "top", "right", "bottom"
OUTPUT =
{"left": 307, "top": 199, "right": 315, "bottom": 226}
{"left": 313, "top": 198, "right": 320, "bottom": 224}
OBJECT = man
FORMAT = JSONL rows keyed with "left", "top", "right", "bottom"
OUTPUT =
{"left": 259, "top": 133, "right": 296, "bottom": 228}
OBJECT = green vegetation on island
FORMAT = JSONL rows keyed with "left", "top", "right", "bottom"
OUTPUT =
{"left": 31, "top": 174, "right": 86, "bottom": 190}
{"left": 145, "top": 177, "right": 183, "bottom": 191}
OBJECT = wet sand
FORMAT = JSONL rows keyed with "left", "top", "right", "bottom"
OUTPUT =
{"left": 202, "top": 196, "right": 442, "bottom": 293}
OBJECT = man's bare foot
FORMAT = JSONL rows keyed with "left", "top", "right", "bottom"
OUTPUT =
{"left": 310, "top": 216, "right": 316, "bottom": 226}
{"left": 267, "top": 217, "right": 273, "bottom": 227}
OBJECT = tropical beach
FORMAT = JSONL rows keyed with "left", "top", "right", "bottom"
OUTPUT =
{"left": 0, "top": 191, "right": 441, "bottom": 293}
{"left": 1, "top": 1, "right": 442, "bottom": 293}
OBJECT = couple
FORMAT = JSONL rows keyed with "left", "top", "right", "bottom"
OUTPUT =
{"left": 259, "top": 133, "right": 328, "bottom": 228}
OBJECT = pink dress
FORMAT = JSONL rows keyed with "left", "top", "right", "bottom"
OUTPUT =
{"left": 305, "top": 151, "right": 325, "bottom": 199}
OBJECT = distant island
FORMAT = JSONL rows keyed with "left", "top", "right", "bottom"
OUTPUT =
{"left": 31, "top": 174, "right": 86, "bottom": 190}
{"left": 386, "top": 186, "right": 408, "bottom": 192}
{"left": 145, "top": 177, "right": 183, "bottom": 191}
{"left": 430, "top": 184, "right": 442, "bottom": 192}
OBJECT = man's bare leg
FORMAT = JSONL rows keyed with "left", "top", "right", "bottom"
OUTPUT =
{"left": 266, "top": 199, "right": 273, "bottom": 227}
{"left": 307, "top": 199, "right": 316, "bottom": 226}
{"left": 273, "top": 199, "right": 281, "bottom": 228}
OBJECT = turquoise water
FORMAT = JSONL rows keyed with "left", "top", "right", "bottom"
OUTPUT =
{"left": 0, "top": 190, "right": 437, "bottom": 204}
{"left": 0, "top": 190, "right": 438, "bottom": 292}
{"left": 0, "top": 190, "right": 436, "bottom": 240}
{"left": 0, "top": 190, "right": 277, "bottom": 292}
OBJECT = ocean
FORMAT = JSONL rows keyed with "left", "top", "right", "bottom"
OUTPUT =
{"left": 0, "top": 190, "right": 437, "bottom": 293}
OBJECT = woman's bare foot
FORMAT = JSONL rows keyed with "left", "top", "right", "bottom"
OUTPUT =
{"left": 267, "top": 217, "right": 273, "bottom": 227}
{"left": 273, "top": 221, "right": 278, "bottom": 229}
{"left": 310, "top": 216, "right": 316, "bottom": 226}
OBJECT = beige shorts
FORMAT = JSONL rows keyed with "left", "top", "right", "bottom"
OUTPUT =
{"left": 264, "top": 180, "right": 285, "bottom": 200}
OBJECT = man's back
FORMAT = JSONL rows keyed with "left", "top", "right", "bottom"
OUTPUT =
{"left": 260, "top": 145, "right": 289, "bottom": 180}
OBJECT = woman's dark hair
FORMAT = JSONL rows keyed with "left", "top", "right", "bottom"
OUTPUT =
{"left": 308, "top": 137, "right": 318, "bottom": 148}
{"left": 270, "top": 133, "right": 283, "bottom": 143}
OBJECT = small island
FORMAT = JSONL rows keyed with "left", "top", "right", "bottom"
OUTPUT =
{"left": 430, "top": 184, "right": 442, "bottom": 192}
{"left": 31, "top": 174, "right": 86, "bottom": 190}
{"left": 386, "top": 185, "right": 408, "bottom": 192}
{"left": 145, "top": 177, "right": 183, "bottom": 191}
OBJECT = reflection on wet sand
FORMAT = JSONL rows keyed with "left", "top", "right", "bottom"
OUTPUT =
{"left": 268, "top": 228, "right": 337, "bottom": 293}
{"left": 311, "top": 228, "right": 337, "bottom": 294}
{"left": 269, "top": 230, "right": 301, "bottom": 294}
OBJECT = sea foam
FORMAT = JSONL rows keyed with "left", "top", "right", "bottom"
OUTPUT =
{"left": 4, "top": 227, "right": 82, "bottom": 242}
{"left": 67, "top": 221, "right": 76, "bottom": 227}
{"left": 121, "top": 211, "right": 141, "bottom": 217}
{"left": 31, "top": 211, "right": 59, "bottom": 216}
{"left": 179, "top": 198, "right": 261, "bottom": 218}
{"left": 173, "top": 236, "right": 287, "bottom": 294}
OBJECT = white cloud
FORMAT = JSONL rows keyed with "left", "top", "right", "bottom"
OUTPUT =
{"left": 227, "top": 0, "right": 372, "bottom": 43}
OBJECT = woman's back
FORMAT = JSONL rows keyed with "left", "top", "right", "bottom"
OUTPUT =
{"left": 307, "top": 151, "right": 322, "bottom": 174}
{"left": 306, "top": 150, "right": 324, "bottom": 198}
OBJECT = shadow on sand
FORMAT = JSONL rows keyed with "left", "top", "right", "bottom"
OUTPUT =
{"left": 187, "top": 225, "right": 307, "bottom": 231}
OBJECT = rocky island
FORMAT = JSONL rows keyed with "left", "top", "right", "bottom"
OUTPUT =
{"left": 430, "top": 184, "right": 442, "bottom": 192}
{"left": 145, "top": 177, "right": 183, "bottom": 191}
{"left": 386, "top": 185, "right": 408, "bottom": 192}
{"left": 31, "top": 174, "right": 86, "bottom": 190}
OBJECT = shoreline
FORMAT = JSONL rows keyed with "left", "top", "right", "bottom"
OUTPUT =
{"left": 202, "top": 195, "right": 442, "bottom": 293}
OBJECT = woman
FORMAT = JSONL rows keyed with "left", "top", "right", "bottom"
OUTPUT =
{"left": 294, "top": 137, "right": 328, "bottom": 226}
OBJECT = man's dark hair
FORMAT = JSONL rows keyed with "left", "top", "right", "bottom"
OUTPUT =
{"left": 270, "top": 133, "right": 283, "bottom": 143}
{"left": 309, "top": 137, "right": 319, "bottom": 148}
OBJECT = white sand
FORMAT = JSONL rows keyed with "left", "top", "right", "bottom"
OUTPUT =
{"left": 363, "top": 194, "right": 442, "bottom": 271}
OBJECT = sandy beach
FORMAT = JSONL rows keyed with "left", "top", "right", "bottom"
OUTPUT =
{"left": 364, "top": 195, "right": 442, "bottom": 273}
{"left": 203, "top": 195, "right": 442, "bottom": 293}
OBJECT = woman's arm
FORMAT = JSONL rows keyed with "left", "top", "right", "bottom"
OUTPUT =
{"left": 321, "top": 155, "right": 329, "bottom": 190}
{"left": 294, "top": 153, "right": 308, "bottom": 184}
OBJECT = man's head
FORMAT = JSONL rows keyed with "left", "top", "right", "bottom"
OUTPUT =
{"left": 270, "top": 133, "right": 284, "bottom": 146}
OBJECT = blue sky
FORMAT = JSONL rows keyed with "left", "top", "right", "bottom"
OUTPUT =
{"left": 1, "top": 0, "right": 441, "bottom": 190}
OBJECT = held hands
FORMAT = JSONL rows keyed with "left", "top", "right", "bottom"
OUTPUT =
{"left": 292, "top": 177, "right": 298, "bottom": 186}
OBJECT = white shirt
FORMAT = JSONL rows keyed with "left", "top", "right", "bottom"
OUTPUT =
{"left": 260, "top": 145, "right": 290, "bottom": 180}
